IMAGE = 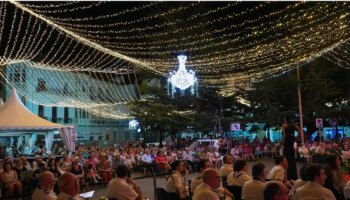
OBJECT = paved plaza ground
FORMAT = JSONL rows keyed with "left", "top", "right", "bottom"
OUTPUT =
{"left": 86, "top": 158, "right": 303, "bottom": 200}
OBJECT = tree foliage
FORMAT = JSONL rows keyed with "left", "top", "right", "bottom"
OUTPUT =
{"left": 128, "top": 57, "right": 350, "bottom": 140}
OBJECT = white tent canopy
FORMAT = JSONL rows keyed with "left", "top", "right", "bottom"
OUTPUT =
{"left": 0, "top": 89, "right": 76, "bottom": 154}
{"left": 0, "top": 89, "right": 66, "bottom": 130}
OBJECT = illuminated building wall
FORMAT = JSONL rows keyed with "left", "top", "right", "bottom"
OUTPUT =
{"left": 2, "top": 63, "right": 138, "bottom": 145}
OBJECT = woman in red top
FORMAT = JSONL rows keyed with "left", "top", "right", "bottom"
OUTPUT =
{"left": 155, "top": 151, "right": 170, "bottom": 170}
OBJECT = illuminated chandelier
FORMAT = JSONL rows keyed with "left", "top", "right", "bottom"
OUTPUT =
{"left": 167, "top": 55, "right": 198, "bottom": 97}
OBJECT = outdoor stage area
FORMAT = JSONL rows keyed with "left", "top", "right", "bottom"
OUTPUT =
{"left": 87, "top": 158, "right": 302, "bottom": 200}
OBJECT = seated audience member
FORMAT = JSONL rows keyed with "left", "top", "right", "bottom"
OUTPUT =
{"left": 21, "top": 156, "right": 32, "bottom": 171}
{"left": 267, "top": 156, "right": 291, "bottom": 188}
{"left": 227, "top": 159, "right": 252, "bottom": 186}
{"left": 107, "top": 165, "right": 143, "bottom": 200}
{"left": 263, "top": 181, "right": 288, "bottom": 200}
{"left": 85, "top": 155, "right": 98, "bottom": 169}
{"left": 32, "top": 155, "right": 44, "bottom": 171}
{"left": 341, "top": 144, "right": 350, "bottom": 160}
{"left": 324, "top": 154, "right": 345, "bottom": 200}
{"left": 254, "top": 144, "right": 263, "bottom": 159}
{"left": 242, "top": 163, "right": 267, "bottom": 200}
{"left": 87, "top": 164, "right": 101, "bottom": 183}
{"left": 309, "top": 142, "right": 317, "bottom": 155}
{"left": 191, "top": 160, "right": 211, "bottom": 192}
{"left": 155, "top": 151, "right": 170, "bottom": 171}
{"left": 31, "top": 161, "right": 49, "bottom": 190}
{"left": 294, "top": 164, "right": 336, "bottom": 200}
{"left": 31, "top": 171, "right": 57, "bottom": 200}
{"left": 315, "top": 142, "right": 326, "bottom": 157}
{"left": 219, "top": 155, "right": 234, "bottom": 178}
{"left": 98, "top": 154, "right": 112, "bottom": 184}
{"left": 198, "top": 147, "right": 208, "bottom": 160}
{"left": 344, "top": 180, "right": 350, "bottom": 200}
{"left": 192, "top": 169, "right": 221, "bottom": 200}
{"left": 230, "top": 145, "right": 241, "bottom": 159}
{"left": 70, "top": 161, "right": 85, "bottom": 187}
{"left": 244, "top": 143, "right": 255, "bottom": 161}
{"left": 182, "top": 147, "right": 197, "bottom": 171}
{"left": 141, "top": 149, "right": 154, "bottom": 174}
{"left": 298, "top": 143, "right": 311, "bottom": 162}
{"left": 207, "top": 148, "right": 221, "bottom": 169}
{"left": 165, "top": 160, "right": 188, "bottom": 200}
{"left": 56, "top": 172, "right": 82, "bottom": 200}
{"left": 263, "top": 145, "right": 269, "bottom": 158}
{"left": 191, "top": 160, "right": 233, "bottom": 199}
{"left": 60, "top": 154, "right": 72, "bottom": 172}
{"left": 1, "top": 162, "right": 23, "bottom": 197}
{"left": 293, "top": 163, "right": 309, "bottom": 191}
{"left": 13, "top": 158, "right": 27, "bottom": 187}
{"left": 112, "top": 153, "right": 126, "bottom": 174}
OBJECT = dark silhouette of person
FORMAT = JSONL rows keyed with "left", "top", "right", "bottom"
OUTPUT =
{"left": 282, "top": 116, "right": 300, "bottom": 180}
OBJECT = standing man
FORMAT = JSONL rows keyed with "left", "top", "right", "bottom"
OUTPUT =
{"left": 281, "top": 116, "right": 300, "bottom": 180}
{"left": 31, "top": 171, "right": 57, "bottom": 200}
{"left": 56, "top": 172, "right": 82, "bottom": 200}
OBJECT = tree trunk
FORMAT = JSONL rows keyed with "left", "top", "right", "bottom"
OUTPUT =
{"left": 159, "top": 130, "right": 164, "bottom": 148}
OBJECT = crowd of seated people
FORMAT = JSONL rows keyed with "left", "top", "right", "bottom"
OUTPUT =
{"left": 1, "top": 133, "right": 350, "bottom": 199}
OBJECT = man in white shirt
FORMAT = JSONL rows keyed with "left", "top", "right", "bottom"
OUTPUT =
{"left": 191, "top": 160, "right": 211, "bottom": 192}
{"left": 295, "top": 164, "right": 336, "bottom": 200}
{"left": 107, "top": 165, "right": 142, "bottom": 200}
{"left": 165, "top": 160, "right": 188, "bottom": 199}
{"left": 141, "top": 149, "right": 153, "bottom": 164}
{"left": 242, "top": 163, "right": 267, "bottom": 200}
{"left": 192, "top": 169, "right": 221, "bottom": 200}
{"left": 267, "top": 156, "right": 288, "bottom": 182}
{"left": 182, "top": 147, "right": 197, "bottom": 171}
{"left": 191, "top": 160, "right": 233, "bottom": 199}
{"left": 141, "top": 148, "right": 154, "bottom": 174}
{"left": 214, "top": 138, "right": 223, "bottom": 150}
{"left": 31, "top": 171, "right": 57, "bottom": 200}
{"left": 219, "top": 155, "right": 233, "bottom": 177}
{"left": 227, "top": 159, "right": 252, "bottom": 186}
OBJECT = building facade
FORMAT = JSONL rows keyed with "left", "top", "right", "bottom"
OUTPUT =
{"left": 1, "top": 62, "right": 139, "bottom": 146}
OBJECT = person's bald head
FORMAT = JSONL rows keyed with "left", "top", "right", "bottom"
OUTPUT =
{"left": 39, "top": 171, "right": 55, "bottom": 190}
{"left": 203, "top": 168, "right": 221, "bottom": 189}
{"left": 58, "top": 172, "right": 80, "bottom": 196}
{"left": 263, "top": 181, "right": 288, "bottom": 200}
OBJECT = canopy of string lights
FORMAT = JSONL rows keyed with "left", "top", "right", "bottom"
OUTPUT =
{"left": 0, "top": 1, "right": 349, "bottom": 118}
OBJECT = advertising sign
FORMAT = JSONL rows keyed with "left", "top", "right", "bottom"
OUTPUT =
{"left": 231, "top": 123, "right": 240, "bottom": 131}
